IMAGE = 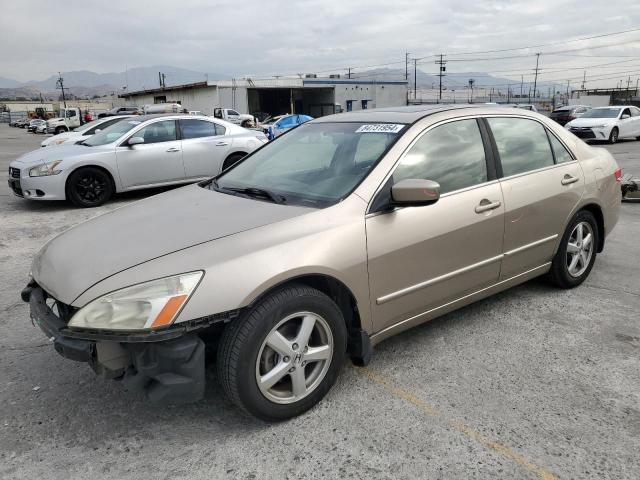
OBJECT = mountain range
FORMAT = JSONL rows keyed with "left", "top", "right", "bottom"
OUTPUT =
{"left": 0, "top": 66, "right": 231, "bottom": 100}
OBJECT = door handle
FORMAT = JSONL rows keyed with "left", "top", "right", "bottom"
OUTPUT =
{"left": 166, "top": 147, "right": 180, "bottom": 153}
{"left": 561, "top": 174, "right": 579, "bottom": 185}
{"left": 215, "top": 141, "right": 229, "bottom": 146}
{"left": 475, "top": 199, "right": 502, "bottom": 214}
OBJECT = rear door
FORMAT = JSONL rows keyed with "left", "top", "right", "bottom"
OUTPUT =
{"left": 486, "top": 116, "right": 585, "bottom": 279}
{"left": 180, "top": 118, "right": 230, "bottom": 178}
{"left": 115, "top": 119, "right": 186, "bottom": 188}
{"left": 366, "top": 118, "right": 505, "bottom": 333}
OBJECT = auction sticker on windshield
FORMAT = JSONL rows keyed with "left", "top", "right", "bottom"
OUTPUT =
{"left": 355, "top": 124, "right": 404, "bottom": 133}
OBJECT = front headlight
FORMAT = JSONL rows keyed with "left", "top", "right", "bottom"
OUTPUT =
{"left": 29, "top": 160, "right": 63, "bottom": 177}
{"left": 591, "top": 124, "right": 610, "bottom": 129}
{"left": 68, "top": 271, "right": 203, "bottom": 331}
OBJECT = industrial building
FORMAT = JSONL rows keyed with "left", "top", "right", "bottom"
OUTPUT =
{"left": 119, "top": 76, "right": 408, "bottom": 117}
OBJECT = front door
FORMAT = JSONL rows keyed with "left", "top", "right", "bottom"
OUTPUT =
{"left": 115, "top": 119, "right": 185, "bottom": 188}
{"left": 366, "top": 118, "right": 505, "bottom": 333}
{"left": 179, "top": 118, "right": 230, "bottom": 178}
{"left": 618, "top": 108, "right": 634, "bottom": 138}
{"left": 485, "top": 117, "right": 585, "bottom": 279}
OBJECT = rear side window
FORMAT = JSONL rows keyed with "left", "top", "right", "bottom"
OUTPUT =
{"left": 487, "top": 118, "right": 554, "bottom": 177}
{"left": 214, "top": 123, "right": 226, "bottom": 135}
{"left": 547, "top": 132, "right": 573, "bottom": 164}
{"left": 181, "top": 119, "right": 216, "bottom": 139}
{"left": 393, "top": 119, "right": 488, "bottom": 194}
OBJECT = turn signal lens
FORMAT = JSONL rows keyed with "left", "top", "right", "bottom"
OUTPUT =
{"left": 614, "top": 168, "right": 622, "bottom": 182}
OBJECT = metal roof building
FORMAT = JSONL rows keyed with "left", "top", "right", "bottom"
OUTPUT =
{"left": 119, "top": 76, "right": 408, "bottom": 117}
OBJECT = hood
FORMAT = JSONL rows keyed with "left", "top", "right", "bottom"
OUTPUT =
{"left": 32, "top": 184, "right": 312, "bottom": 304}
{"left": 12, "top": 144, "right": 100, "bottom": 166}
{"left": 567, "top": 117, "right": 616, "bottom": 128}
{"left": 41, "top": 131, "right": 79, "bottom": 147}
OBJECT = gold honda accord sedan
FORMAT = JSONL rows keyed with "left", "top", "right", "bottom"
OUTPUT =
{"left": 23, "top": 105, "right": 621, "bottom": 420}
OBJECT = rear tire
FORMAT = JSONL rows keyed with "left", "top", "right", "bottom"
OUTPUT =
{"left": 548, "top": 210, "right": 598, "bottom": 289}
{"left": 66, "top": 167, "right": 114, "bottom": 208}
{"left": 55, "top": 127, "right": 67, "bottom": 135}
{"left": 608, "top": 127, "right": 619, "bottom": 144}
{"left": 222, "top": 153, "right": 246, "bottom": 171}
{"left": 217, "top": 284, "right": 347, "bottom": 421}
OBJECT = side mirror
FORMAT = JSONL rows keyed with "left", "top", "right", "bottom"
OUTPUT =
{"left": 127, "top": 136, "right": 144, "bottom": 147}
{"left": 621, "top": 114, "right": 631, "bottom": 119}
{"left": 391, "top": 179, "right": 440, "bottom": 207}
{"left": 94, "top": 129, "right": 102, "bottom": 133}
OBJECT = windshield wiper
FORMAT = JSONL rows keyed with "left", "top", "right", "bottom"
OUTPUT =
{"left": 225, "top": 186, "right": 286, "bottom": 204}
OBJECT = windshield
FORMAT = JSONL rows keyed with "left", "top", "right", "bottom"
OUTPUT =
{"left": 213, "top": 122, "right": 405, "bottom": 207}
{"left": 581, "top": 108, "right": 621, "bottom": 119}
{"left": 82, "top": 119, "right": 142, "bottom": 146}
{"left": 73, "top": 118, "right": 108, "bottom": 132}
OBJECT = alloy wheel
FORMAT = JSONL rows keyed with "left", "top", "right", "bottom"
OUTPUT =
{"left": 75, "top": 174, "right": 108, "bottom": 204}
{"left": 255, "top": 312, "right": 333, "bottom": 404}
{"left": 566, "top": 221, "right": 594, "bottom": 278}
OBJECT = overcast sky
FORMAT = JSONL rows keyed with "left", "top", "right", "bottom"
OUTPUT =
{"left": 2, "top": 0, "right": 640, "bottom": 88}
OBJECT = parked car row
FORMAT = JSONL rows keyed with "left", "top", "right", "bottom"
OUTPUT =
{"left": 20, "top": 105, "right": 621, "bottom": 420}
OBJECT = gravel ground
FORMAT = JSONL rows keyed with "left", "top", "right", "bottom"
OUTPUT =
{"left": 0, "top": 123, "right": 639, "bottom": 480}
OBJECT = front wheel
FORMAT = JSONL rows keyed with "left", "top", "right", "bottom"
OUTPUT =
{"left": 66, "top": 167, "right": 114, "bottom": 208}
{"left": 608, "top": 127, "right": 619, "bottom": 144}
{"left": 548, "top": 210, "right": 598, "bottom": 288}
{"left": 217, "top": 285, "right": 347, "bottom": 421}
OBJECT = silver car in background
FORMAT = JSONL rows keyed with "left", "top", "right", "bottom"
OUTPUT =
{"left": 40, "top": 115, "right": 134, "bottom": 147}
{"left": 8, "top": 114, "right": 268, "bottom": 207}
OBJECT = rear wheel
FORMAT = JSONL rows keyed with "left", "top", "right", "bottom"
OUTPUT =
{"left": 66, "top": 167, "right": 114, "bottom": 208}
{"left": 549, "top": 210, "right": 598, "bottom": 288}
{"left": 217, "top": 284, "right": 347, "bottom": 421}
{"left": 608, "top": 127, "right": 619, "bottom": 144}
{"left": 55, "top": 127, "right": 67, "bottom": 135}
{"left": 222, "top": 153, "right": 246, "bottom": 171}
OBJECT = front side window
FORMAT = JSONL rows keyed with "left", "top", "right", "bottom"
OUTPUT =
{"left": 228, "top": 110, "right": 240, "bottom": 116}
{"left": 488, "top": 117, "right": 554, "bottom": 177}
{"left": 180, "top": 119, "right": 216, "bottom": 139}
{"left": 393, "top": 119, "right": 487, "bottom": 194}
{"left": 214, "top": 122, "right": 404, "bottom": 206}
{"left": 134, "top": 120, "right": 177, "bottom": 144}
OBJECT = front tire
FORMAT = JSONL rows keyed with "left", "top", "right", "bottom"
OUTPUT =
{"left": 66, "top": 167, "right": 114, "bottom": 208}
{"left": 608, "top": 127, "right": 619, "bottom": 144}
{"left": 217, "top": 285, "right": 347, "bottom": 421}
{"left": 549, "top": 210, "right": 598, "bottom": 288}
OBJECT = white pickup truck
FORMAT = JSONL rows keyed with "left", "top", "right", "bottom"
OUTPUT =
{"left": 46, "top": 107, "right": 82, "bottom": 134}
{"left": 213, "top": 108, "right": 255, "bottom": 127}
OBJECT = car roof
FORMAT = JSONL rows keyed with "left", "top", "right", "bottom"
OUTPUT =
{"left": 311, "top": 104, "right": 524, "bottom": 124}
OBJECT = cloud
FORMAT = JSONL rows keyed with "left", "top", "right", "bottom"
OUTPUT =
{"left": 1, "top": 0, "right": 639, "bottom": 89}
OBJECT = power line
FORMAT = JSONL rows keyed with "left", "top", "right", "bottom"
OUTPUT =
{"left": 441, "top": 26, "right": 640, "bottom": 56}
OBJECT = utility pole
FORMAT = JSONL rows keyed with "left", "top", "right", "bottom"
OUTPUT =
{"left": 158, "top": 72, "right": 166, "bottom": 88}
{"left": 347, "top": 67, "right": 352, "bottom": 79}
{"left": 468, "top": 78, "right": 475, "bottom": 103}
{"left": 56, "top": 73, "right": 66, "bottom": 108}
{"left": 435, "top": 54, "right": 447, "bottom": 103}
{"left": 566, "top": 80, "right": 570, "bottom": 104}
{"left": 532, "top": 52, "right": 541, "bottom": 101}
{"left": 414, "top": 58, "right": 417, "bottom": 100}
{"left": 405, "top": 52, "right": 410, "bottom": 80}
{"left": 520, "top": 75, "right": 524, "bottom": 100}
{"left": 581, "top": 70, "right": 586, "bottom": 90}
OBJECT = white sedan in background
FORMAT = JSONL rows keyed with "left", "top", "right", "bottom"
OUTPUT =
{"left": 10, "top": 114, "right": 268, "bottom": 207}
{"left": 566, "top": 106, "right": 640, "bottom": 144}
{"left": 41, "top": 115, "right": 133, "bottom": 147}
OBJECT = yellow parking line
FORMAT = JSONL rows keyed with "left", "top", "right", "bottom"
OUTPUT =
{"left": 357, "top": 367, "right": 558, "bottom": 480}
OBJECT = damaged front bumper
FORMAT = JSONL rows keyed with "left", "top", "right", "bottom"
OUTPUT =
{"left": 22, "top": 282, "right": 235, "bottom": 404}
